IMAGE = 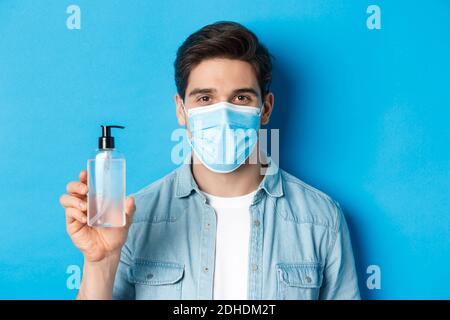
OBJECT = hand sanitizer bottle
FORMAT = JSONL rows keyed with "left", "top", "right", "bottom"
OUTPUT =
{"left": 87, "top": 125, "right": 126, "bottom": 227}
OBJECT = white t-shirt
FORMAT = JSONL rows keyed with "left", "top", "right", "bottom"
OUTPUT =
{"left": 201, "top": 190, "right": 257, "bottom": 300}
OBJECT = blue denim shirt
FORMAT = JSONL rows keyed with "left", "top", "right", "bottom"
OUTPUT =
{"left": 112, "top": 160, "right": 360, "bottom": 300}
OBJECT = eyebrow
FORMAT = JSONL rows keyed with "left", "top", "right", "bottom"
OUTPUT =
{"left": 188, "top": 88, "right": 217, "bottom": 97}
{"left": 232, "top": 87, "right": 259, "bottom": 97}
{"left": 187, "top": 87, "right": 259, "bottom": 97}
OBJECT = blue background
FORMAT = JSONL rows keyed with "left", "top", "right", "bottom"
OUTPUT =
{"left": 0, "top": 0, "right": 448, "bottom": 299}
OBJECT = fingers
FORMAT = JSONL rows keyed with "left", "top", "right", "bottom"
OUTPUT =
{"left": 125, "top": 196, "right": 136, "bottom": 216}
{"left": 125, "top": 196, "right": 136, "bottom": 227}
{"left": 79, "top": 170, "right": 87, "bottom": 184}
{"left": 60, "top": 194, "right": 87, "bottom": 211}
{"left": 66, "top": 207, "right": 87, "bottom": 224}
{"left": 62, "top": 171, "right": 88, "bottom": 230}
{"left": 65, "top": 210, "right": 86, "bottom": 235}
{"left": 66, "top": 181, "right": 88, "bottom": 197}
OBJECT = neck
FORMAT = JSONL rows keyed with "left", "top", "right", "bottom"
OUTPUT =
{"left": 191, "top": 152, "right": 264, "bottom": 197}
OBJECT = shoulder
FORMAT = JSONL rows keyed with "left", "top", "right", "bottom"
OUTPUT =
{"left": 278, "top": 168, "right": 342, "bottom": 231}
{"left": 129, "top": 167, "right": 180, "bottom": 223}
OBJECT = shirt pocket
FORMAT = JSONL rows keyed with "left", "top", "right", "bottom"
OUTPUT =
{"left": 276, "top": 262, "right": 323, "bottom": 300}
{"left": 128, "top": 259, "right": 184, "bottom": 300}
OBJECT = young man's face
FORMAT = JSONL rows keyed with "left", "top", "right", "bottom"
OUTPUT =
{"left": 175, "top": 58, "right": 274, "bottom": 128}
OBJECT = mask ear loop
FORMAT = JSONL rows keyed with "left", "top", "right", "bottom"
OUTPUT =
{"left": 181, "top": 99, "right": 193, "bottom": 131}
{"left": 181, "top": 99, "right": 196, "bottom": 164}
{"left": 255, "top": 100, "right": 266, "bottom": 166}
{"left": 181, "top": 99, "right": 188, "bottom": 118}
{"left": 257, "top": 99, "right": 266, "bottom": 116}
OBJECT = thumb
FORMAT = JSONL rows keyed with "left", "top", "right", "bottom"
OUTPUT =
{"left": 125, "top": 196, "right": 136, "bottom": 227}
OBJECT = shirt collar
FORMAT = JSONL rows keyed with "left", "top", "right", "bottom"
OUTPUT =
{"left": 175, "top": 158, "right": 283, "bottom": 199}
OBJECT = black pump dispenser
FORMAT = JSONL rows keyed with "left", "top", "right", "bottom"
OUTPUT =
{"left": 98, "top": 125, "right": 125, "bottom": 149}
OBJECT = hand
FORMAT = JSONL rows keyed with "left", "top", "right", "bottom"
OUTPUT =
{"left": 60, "top": 170, "right": 136, "bottom": 262}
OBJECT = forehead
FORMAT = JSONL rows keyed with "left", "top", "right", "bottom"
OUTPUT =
{"left": 186, "top": 58, "right": 259, "bottom": 94}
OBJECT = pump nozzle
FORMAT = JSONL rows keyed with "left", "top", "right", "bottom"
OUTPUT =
{"left": 99, "top": 125, "right": 125, "bottom": 149}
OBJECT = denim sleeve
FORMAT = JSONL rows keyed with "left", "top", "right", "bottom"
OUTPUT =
{"left": 112, "top": 241, "right": 135, "bottom": 300}
{"left": 319, "top": 202, "right": 361, "bottom": 300}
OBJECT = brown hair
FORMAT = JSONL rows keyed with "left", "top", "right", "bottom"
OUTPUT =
{"left": 174, "top": 21, "right": 273, "bottom": 100}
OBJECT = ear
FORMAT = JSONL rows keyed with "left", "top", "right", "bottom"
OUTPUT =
{"left": 261, "top": 92, "right": 274, "bottom": 126}
{"left": 175, "top": 94, "right": 186, "bottom": 126}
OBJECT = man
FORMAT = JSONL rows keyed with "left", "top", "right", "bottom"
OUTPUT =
{"left": 60, "top": 21, "right": 360, "bottom": 300}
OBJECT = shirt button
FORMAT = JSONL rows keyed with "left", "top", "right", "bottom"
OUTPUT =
{"left": 252, "top": 264, "right": 258, "bottom": 272}
{"left": 254, "top": 219, "right": 261, "bottom": 227}
{"left": 203, "top": 267, "right": 209, "bottom": 273}
{"left": 305, "top": 276, "right": 312, "bottom": 283}
{"left": 146, "top": 273, "right": 154, "bottom": 279}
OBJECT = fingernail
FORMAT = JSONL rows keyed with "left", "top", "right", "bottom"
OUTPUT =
{"left": 79, "top": 201, "right": 86, "bottom": 210}
{"left": 82, "top": 217, "right": 87, "bottom": 223}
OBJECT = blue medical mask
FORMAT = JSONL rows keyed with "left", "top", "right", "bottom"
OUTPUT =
{"left": 182, "top": 100, "right": 263, "bottom": 173}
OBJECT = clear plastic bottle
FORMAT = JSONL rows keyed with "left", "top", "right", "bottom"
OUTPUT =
{"left": 87, "top": 125, "right": 126, "bottom": 227}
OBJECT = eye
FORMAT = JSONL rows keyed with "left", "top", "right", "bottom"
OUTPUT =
{"left": 234, "top": 95, "right": 252, "bottom": 104}
{"left": 196, "top": 96, "right": 211, "bottom": 104}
